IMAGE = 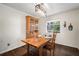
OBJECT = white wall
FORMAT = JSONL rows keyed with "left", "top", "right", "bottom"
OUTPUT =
{"left": 0, "top": 4, "right": 29, "bottom": 54}
{"left": 39, "top": 9, "right": 79, "bottom": 49}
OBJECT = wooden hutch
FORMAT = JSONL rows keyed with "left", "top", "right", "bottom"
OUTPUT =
{"left": 26, "top": 16, "right": 39, "bottom": 38}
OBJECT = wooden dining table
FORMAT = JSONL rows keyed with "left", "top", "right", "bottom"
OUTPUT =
{"left": 21, "top": 37, "right": 50, "bottom": 56}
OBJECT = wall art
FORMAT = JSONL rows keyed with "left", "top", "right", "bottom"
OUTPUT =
{"left": 68, "top": 23, "right": 73, "bottom": 31}
{"left": 64, "top": 21, "right": 66, "bottom": 27}
{"left": 46, "top": 20, "right": 60, "bottom": 33}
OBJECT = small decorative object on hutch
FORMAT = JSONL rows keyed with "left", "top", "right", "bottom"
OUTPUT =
{"left": 68, "top": 23, "right": 73, "bottom": 31}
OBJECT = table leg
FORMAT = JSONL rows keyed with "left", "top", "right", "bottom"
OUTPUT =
{"left": 38, "top": 47, "right": 43, "bottom": 56}
{"left": 27, "top": 44, "right": 29, "bottom": 56}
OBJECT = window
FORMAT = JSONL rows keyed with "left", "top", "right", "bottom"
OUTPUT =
{"left": 47, "top": 20, "right": 60, "bottom": 33}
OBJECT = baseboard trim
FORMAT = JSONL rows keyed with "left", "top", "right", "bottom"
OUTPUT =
{"left": 0, "top": 45, "right": 25, "bottom": 54}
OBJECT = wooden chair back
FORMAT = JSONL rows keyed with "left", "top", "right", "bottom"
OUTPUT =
{"left": 52, "top": 33, "right": 57, "bottom": 43}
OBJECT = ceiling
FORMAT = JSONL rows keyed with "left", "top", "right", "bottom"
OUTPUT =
{"left": 2, "top": 3, "right": 79, "bottom": 17}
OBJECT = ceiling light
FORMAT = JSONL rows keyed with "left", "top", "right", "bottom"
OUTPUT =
{"left": 35, "top": 3, "right": 47, "bottom": 17}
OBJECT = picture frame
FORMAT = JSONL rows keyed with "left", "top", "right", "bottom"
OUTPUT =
{"left": 46, "top": 20, "right": 60, "bottom": 33}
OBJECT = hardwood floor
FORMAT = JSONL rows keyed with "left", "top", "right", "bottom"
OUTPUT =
{"left": 53, "top": 44, "right": 79, "bottom": 56}
{"left": 0, "top": 46, "right": 27, "bottom": 56}
{"left": 0, "top": 44, "right": 79, "bottom": 56}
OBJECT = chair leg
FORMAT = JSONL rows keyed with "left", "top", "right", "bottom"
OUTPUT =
{"left": 53, "top": 45, "right": 55, "bottom": 56}
{"left": 50, "top": 50, "right": 52, "bottom": 56}
{"left": 46, "top": 49, "right": 54, "bottom": 56}
{"left": 47, "top": 50, "right": 52, "bottom": 56}
{"left": 50, "top": 50, "right": 53, "bottom": 56}
{"left": 46, "top": 50, "right": 48, "bottom": 56}
{"left": 53, "top": 48, "right": 55, "bottom": 56}
{"left": 46, "top": 50, "right": 50, "bottom": 56}
{"left": 53, "top": 50, "right": 54, "bottom": 56}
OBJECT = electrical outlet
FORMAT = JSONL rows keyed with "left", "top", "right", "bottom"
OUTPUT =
{"left": 7, "top": 43, "right": 10, "bottom": 46}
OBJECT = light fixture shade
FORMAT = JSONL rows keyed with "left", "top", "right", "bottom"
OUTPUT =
{"left": 35, "top": 3, "right": 47, "bottom": 17}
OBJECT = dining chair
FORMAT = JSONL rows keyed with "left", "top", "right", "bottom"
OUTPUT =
{"left": 43, "top": 33, "right": 57, "bottom": 56}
